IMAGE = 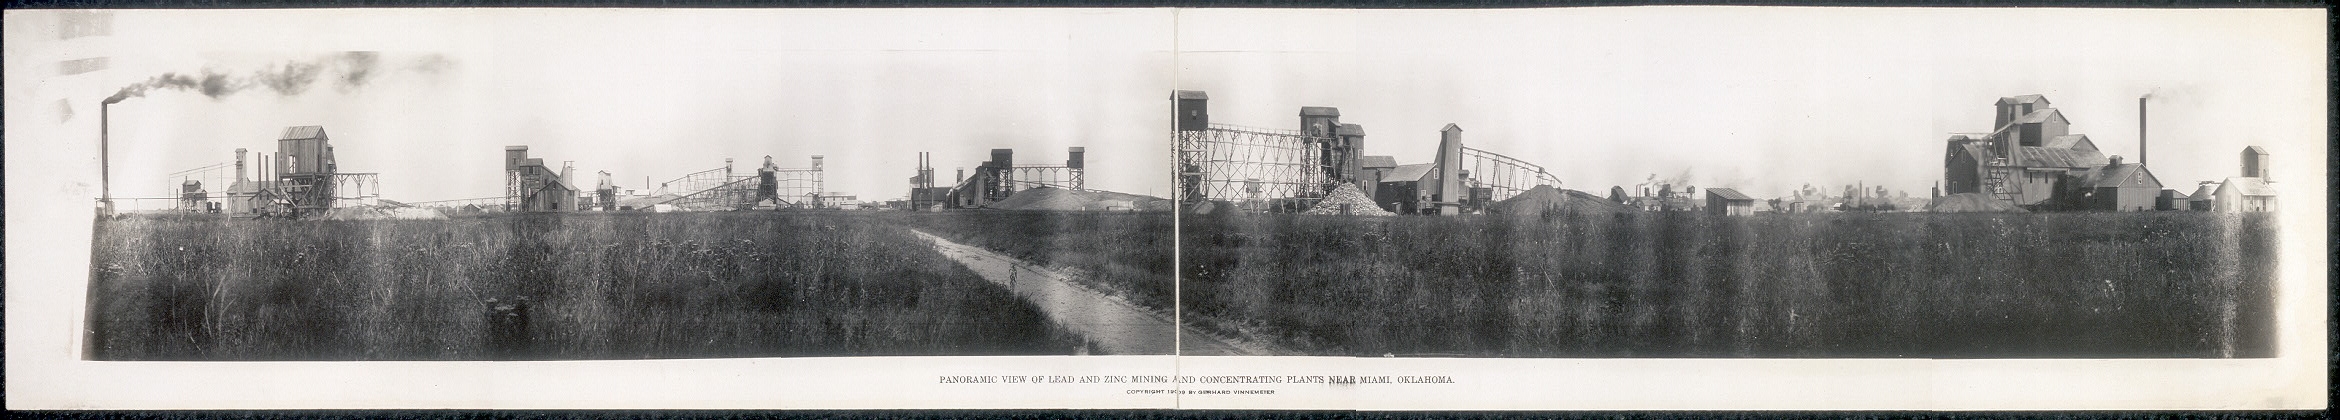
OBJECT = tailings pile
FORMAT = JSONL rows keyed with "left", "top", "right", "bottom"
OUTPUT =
{"left": 1487, "top": 185, "right": 1637, "bottom": 217}
{"left": 1301, "top": 184, "right": 1394, "bottom": 216}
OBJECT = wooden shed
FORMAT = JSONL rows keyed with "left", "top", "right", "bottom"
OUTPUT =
{"left": 2073, "top": 159, "right": 2162, "bottom": 212}
{"left": 1704, "top": 188, "right": 1755, "bottom": 216}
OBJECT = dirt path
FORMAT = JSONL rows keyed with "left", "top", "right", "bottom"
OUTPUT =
{"left": 913, "top": 230, "right": 1268, "bottom": 356}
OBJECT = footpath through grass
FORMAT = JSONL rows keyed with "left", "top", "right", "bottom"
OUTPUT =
{"left": 894, "top": 211, "right": 1174, "bottom": 315}
{"left": 87, "top": 211, "right": 1082, "bottom": 360}
{"left": 1180, "top": 211, "right": 2279, "bottom": 358}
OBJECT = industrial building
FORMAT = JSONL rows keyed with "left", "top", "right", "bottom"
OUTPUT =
{"left": 906, "top": 152, "right": 949, "bottom": 211}
{"left": 1173, "top": 90, "right": 1559, "bottom": 215}
{"left": 1942, "top": 95, "right": 2113, "bottom": 208}
{"left": 504, "top": 145, "right": 578, "bottom": 212}
{"left": 2210, "top": 178, "right": 2276, "bottom": 213}
{"left": 152, "top": 126, "right": 381, "bottom": 217}
{"left": 943, "top": 147, "right": 1085, "bottom": 209}
{"left": 1374, "top": 162, "right": 1434, "bottom": 214}
{"left": 612, "top": 155, "right": 839, "bottom": 211}
{"left": 2064, "top": 156, "right": 2164, "bottom": 212}
{"left": 2193, "top": 146, "right": 2277, "bottom": 213}
{"left": 1942, "top": 93, "right": 2204, "bottom": 212}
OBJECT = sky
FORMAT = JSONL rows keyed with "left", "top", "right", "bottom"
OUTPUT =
{"left": 8, "top": 9, "right": 1176, "bottom": 203}
{"left": 5, "top": 7, "right": 2324, "bottom": 204}
{"left": 1175, "top": 7, "right": 2325, "bottom": 198}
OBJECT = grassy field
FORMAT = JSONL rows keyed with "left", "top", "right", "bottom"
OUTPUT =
{"left": 86, "top": 211, "right": 1083, "bottom": 360}
{"left": 895, "top": 211, "right": 1175, "bottom": 314}
{"left": 1179, "top": 210, "right": 2279, "bottom": 358}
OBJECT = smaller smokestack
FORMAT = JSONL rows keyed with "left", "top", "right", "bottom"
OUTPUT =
{"left": 100, "top": 103, "right": 111, "bottom": 213}
{"left": 2139, "top": 96, "right": 2148, "bottom": 167}
{"left": 234, "top": 148, "right": 248, "bottom": 184}
{"left": 956, "top": 167, "right": 965, "bottom": 184}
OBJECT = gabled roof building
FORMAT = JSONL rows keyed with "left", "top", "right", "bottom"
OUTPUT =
{"left": 2067, "top": 158, "right": 2163, "bottom": 211}
{"left": 1944, "top": 94, "right": 2114, "bottom": 208}
{"left": 1704, "top": 188, "right": 1755, "bottom": 216}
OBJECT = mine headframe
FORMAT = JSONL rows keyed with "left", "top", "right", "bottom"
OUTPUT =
{"left": 208, "top": 126, "right": 382, "bottom": 218}
{"left": 503, "top": 146, "right": 582, "bottom": 212}
{"left": 1171, "top": 90, "right": 1365, "bottom": 206}
{"left": 946, "top": 147, "right": 1086, "bottom": 208}
{"left": 1457, "top": 145, "right": 1561, "bottom": 207}
{"left": 656, "top": 155, "right": 826, "bottom": 210}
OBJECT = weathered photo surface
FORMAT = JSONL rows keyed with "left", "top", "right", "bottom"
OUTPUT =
{"left": 1171, "top": 9, "right": 2301, "bottom": 358}
{"left": 39, "top": 10, "right": 1179, "bottom": 360}
{"left": 6, "top": 6, "right": 2324, "bottom": 411}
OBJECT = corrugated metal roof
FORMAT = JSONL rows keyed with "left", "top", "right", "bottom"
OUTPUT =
{"left": 2046, "top": 134, "right": 2094, "bottom": 150}
{"left": 2243, "top": 145, "right": 2267, "bottom": 155}
{"left": 2013, "top": 108, "right": 2066, "bottom": 124}
{"left": 2218, "top": 177, "right": 2275, "bottom": 196}
{"left": 1359, "top": 155, "right": 1398, "bottom": 169}
{"left": 1705, "top": 188, "right": 1753, "bottom": 201}
{"left": 1299, "top": 106, "right": 1340, "bottom": 117}
{"left": 1337, "top": 123, "right": 1365, "bottom": 136}
{"left": 1441, "top": 123, "right": 1463, "bottom": 132}
{"left": 1173, "top": 90, "right": 1208, "bottom": 100}
{"left": 2081, "top": 163, "right": 2160, "bottom": 189}
{"left": 279, "top": 125, "right": 326, "bottom": 140}
{"left": 1381, "top": 163, "right": 1434, "bottom": 184}
{"left": 2015, "top": 146, "right": 2106, "bottom": 169}
{"left": 1996, "top": 94, "right": 2050, "bottom": 105}
{"left": 1959, "top": 142, "right": 1997, "bottom": 162}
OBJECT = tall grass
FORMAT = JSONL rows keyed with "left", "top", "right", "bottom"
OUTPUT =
{"left": 1179, "top": 211, "right": 2279, "bottom": 358}
{"left": 86, "top": 211, "right": 1082, "bottom": 360}
{"left": 893, "top": 211, "right": 1174, "bottom": 313}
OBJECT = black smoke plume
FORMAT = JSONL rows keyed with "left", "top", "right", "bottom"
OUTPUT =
{"left": 102, "top": 52, "right": 448, "bottom": 105}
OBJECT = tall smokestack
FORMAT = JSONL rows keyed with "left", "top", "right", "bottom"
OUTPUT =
{"left": 2138, "top": 96, "right": 2148, "bottom": 167}
{"left": 99, "top": 102, "right": 112, "bottom": 214}
{"left": 235, "top": 148, "right": 249, "bottom": 184}
{"left": 1433, "top": 124, "right": 1465, "bottom": 215}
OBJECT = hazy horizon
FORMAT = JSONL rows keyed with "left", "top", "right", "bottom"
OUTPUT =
{"left": 7, "top": 7, "right": 2324, "bottom": 204}
{"left": 1175, "top": 8, "right": 2324, "bottom": 199}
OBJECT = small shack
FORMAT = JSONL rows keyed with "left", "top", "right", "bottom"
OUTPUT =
{"left": 1704, "top": 188, "right": 1755, "bottom": 216}
{"left": 1375, "top": 163, "right": 1436, "bottom": 214}
{"left": 2211, "top": 177, "right": 2275, "bottom": 213}
{"left": 2073, "top": 158, "right": 2162, "bottom": 212}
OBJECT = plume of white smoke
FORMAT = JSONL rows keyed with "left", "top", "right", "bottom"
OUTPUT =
{"left": 2140, "top": 84, "right": 2205, "bottom": 107}
{"left": 102, "top": 52, "right": 451, "bottom": 104}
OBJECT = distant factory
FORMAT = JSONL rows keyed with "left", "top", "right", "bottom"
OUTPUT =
{"left": 1172, "top": 90, "right": 1563, "bottom": 215}
{"left": 1939, "top": 93, "right": 2274, "bottom": 213}
{"left": 157, "top": 125, "right": 381, "bottom": 218}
